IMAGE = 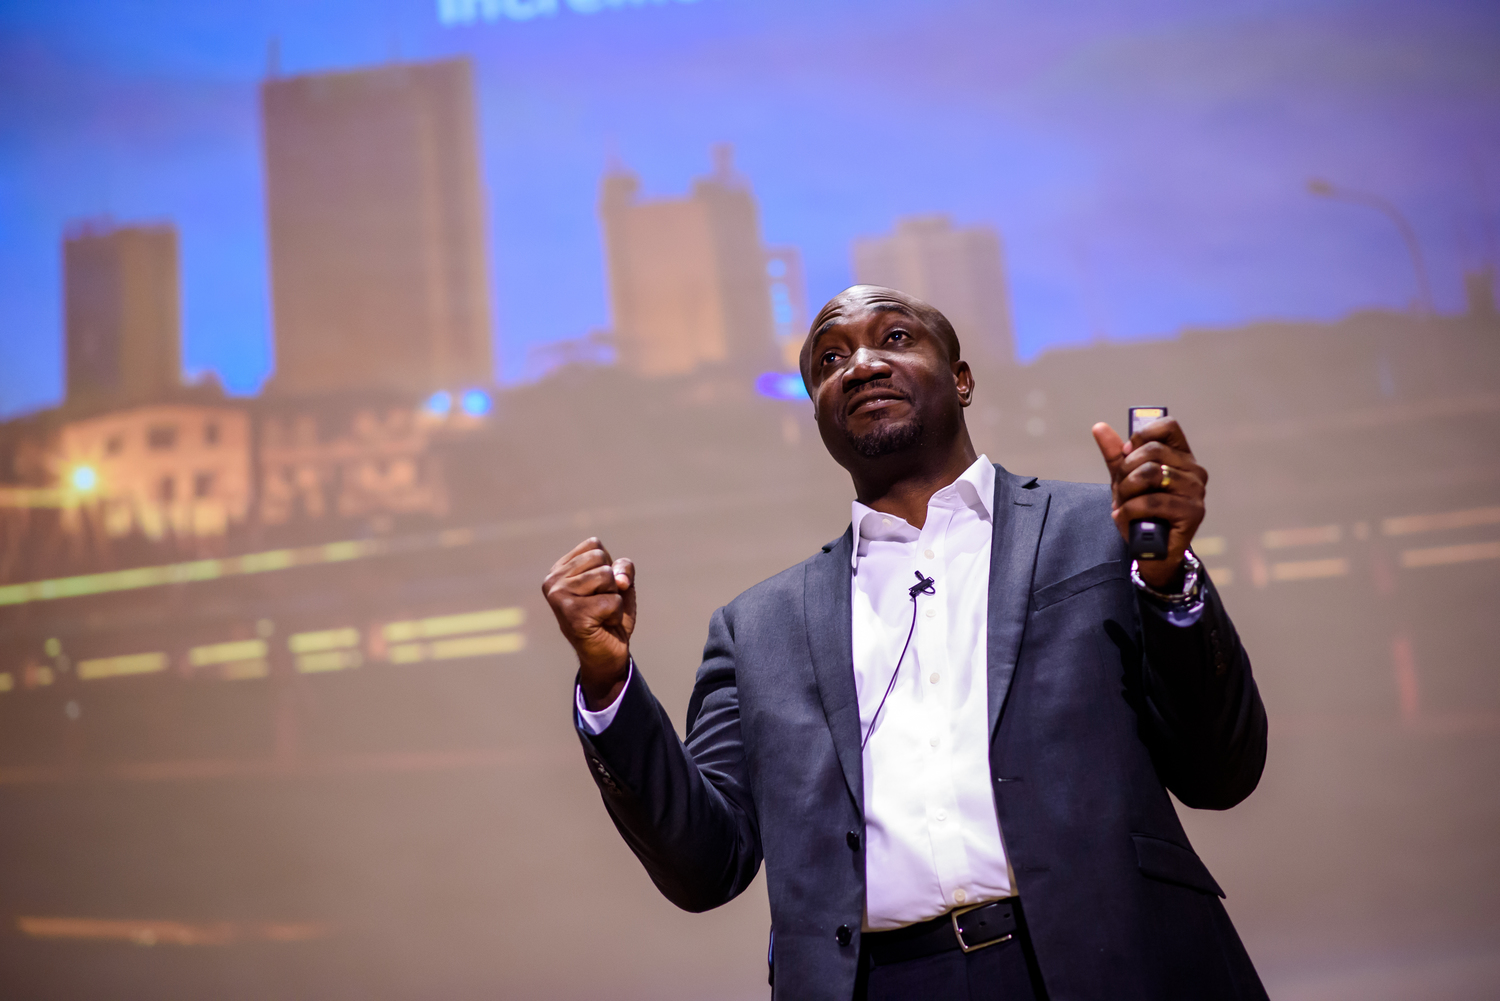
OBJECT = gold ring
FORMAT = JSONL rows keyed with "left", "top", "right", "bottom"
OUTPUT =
{"left": 1160, "top": 464, "right": 1173, "bottom": 489}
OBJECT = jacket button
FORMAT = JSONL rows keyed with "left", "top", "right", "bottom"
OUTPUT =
{"left": 846, "top": 831, "right": 861, "bottom": 850}
{"left": 836, "top": 924, "right": 852, "bottom": 946}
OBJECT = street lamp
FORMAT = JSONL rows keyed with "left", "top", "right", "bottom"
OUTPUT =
{"left": 1308, "top": 178, "right": 1435, "bottom": 315}
{"left": 70, "top": 465, "right": 98, "bottom": 493}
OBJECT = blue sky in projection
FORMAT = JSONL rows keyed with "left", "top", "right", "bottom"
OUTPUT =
{"left": 0, "top": 0, "right": 1497, "bottom": 415}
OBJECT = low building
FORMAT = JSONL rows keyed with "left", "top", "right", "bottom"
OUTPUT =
{"left": 257, "top": 401, "right": 453, "bottom": 526}
{"left": 56, "top": 402, "right": 252, "bottom": 540}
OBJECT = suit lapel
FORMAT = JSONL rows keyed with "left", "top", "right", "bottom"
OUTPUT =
{"left": 987, "top": 466, "right": 1050, "bottom": 736}
{"left": 805, "top": 528, "right": 862, "bottom": 814}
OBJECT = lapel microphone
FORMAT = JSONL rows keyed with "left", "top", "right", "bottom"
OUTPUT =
{"left": 862, "top": 572, "right": 938, "bottom": 751}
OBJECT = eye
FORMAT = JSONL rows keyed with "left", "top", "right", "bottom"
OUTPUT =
{"left": 885, "top": 329, "right": 910, "bottom": 344}
{"left": 820, "top": 350, "right": 841, "bottom": 366}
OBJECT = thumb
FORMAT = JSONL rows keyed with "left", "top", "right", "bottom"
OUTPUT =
{"left": 1091, "top": 422, "right": 1127, "bottom": 481}
{"left": 613, "top": 558, "right": 637, "bottom": 622}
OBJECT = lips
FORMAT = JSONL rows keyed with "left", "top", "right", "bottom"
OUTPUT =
{"left": 846, "top": 387, "right": 910, "bottom": 416}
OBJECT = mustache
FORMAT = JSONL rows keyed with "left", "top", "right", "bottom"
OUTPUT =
{"left": 844, "top": 383, "right": 910, "bottom": 415}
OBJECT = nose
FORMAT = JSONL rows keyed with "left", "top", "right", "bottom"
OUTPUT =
{"left": 841, "top": 345, "right": 891, "bottom": 392}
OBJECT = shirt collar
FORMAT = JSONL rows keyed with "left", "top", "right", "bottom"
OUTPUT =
{"left": 850, "top": 455, "right": 995, "bottom": 569}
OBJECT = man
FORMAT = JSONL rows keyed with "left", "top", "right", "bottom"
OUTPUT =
{"left": 543, "top": 286, "right": 1268, "bottom": 1000}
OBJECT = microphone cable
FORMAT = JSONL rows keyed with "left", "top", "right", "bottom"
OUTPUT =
{"left": 861, "top": 571, "right": 937, "bottom": 751}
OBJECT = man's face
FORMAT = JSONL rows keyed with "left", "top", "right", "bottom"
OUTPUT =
{"left": 804, "top": 298, "right": 972, "bottom": 471}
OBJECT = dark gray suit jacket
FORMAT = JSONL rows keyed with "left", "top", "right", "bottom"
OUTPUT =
{"left": 578, "top": 467, "right": 1269, "bottom": 1000}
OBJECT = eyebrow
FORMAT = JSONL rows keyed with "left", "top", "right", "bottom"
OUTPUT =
{"left": 808, "top": 302, "right": 919, "bottom": 356}
{"left": 806, "top": 317, "right": 843, "bottom": 358}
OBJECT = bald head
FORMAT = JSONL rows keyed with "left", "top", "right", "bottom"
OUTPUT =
{"left": 801, "top": 286, "right": 960, "bottom": 388}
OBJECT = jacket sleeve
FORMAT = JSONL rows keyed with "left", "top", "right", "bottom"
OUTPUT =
{"left": 575, "top": 605, "right": 763, "bottom": 912}
{"left": 1134, "top": 574, "right": 1268, "bottom": 810}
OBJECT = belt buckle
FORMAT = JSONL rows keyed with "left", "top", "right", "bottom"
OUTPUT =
{"left": 950, "top": 901, "right": 1013, "bottom": 954}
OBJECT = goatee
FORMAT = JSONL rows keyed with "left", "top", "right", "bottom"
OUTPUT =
{"left": 848, "top": 418, "right": 924, "bottom": 458}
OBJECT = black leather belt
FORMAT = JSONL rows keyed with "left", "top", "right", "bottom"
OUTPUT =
{"left": 863, "top": 898, "right": 1019, "bottom": 967}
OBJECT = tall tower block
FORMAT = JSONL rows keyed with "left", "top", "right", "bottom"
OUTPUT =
{"left": 599, "top": 145, "right": 777, "bottom": 378}
{"left": 853, "top": 215, "right": 1015, "bottom": 364}
{"left": 64, "top": 220, "right": 181, "bottom": 407}
{"left": 261, "top": 58, "right": 494, "bottom": 397}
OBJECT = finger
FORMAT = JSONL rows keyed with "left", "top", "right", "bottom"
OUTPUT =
{"left": 1091, "top": 423, "right": 1127, "bottom": 480}
{"left": 565, "top": 565, "right": 622, "bottom": 596}
{"left": 549, "top": 537, "right": 602, "bottom": 574}
{"left": 1116, "top": 462, "right": 1205, "bottom": 504}
{"left": 1130, "top": 416, "right": 1192, "bottom": 456}
{"left": 560, "top": 543, "right": 616, "bottom": 580}
{"left": 1118, "top": 440, "right": 1200, "bottom": 479}
{"left": 546, "top": 538, "right": 609, "bottom": 586}
{"left": 1113, "top": 491, "right": 1203, "bottom": 526}
{"left": 564, "top": 536, "right": 602, "bottom": 561}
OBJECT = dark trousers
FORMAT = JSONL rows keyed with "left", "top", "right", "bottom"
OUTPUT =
{"left": 853, "top": 901, "right": 1048, "bottom": 1001}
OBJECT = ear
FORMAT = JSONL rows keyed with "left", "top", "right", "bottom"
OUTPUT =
{"left": 954, "top": 360, "right": 974, "bottom": 407}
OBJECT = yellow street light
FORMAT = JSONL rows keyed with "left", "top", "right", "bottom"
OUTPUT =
{"left": 70, "top": 465, "right": 99, "bottom": 492}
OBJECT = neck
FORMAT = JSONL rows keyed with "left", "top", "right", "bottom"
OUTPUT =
{"left": 850, "top": 432, "right": 979, "bottom": 530}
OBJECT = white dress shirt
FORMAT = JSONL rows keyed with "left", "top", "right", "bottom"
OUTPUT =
{"left": 849, "top": 455, "right": 1011, "bottom": 929}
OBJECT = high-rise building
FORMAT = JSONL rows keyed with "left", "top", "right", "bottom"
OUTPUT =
{"left": 599, "top": 145, "right": 778, "bottom": 378}
{"left": 261, "top": 58, "right": 494, "bottom": 398}
{"left": 765, "top": 245, "right": 810, "bottom": 369}
{"left": 852, "top": 215, "right": 1015, "bottom": 364}
{"left": 64, "top": 221, "right": 181, "bottom": 407}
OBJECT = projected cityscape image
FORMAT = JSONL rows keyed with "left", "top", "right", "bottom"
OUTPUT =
{"left": 0, "top": 1, "right": 1497, "bottom": 998}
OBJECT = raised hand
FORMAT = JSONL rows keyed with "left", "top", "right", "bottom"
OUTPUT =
{"left": 542, "top": 537, "right": 636, "bottom": 710}
{"left": 1091, "top": 417, "right": 1208, "bottom": 590}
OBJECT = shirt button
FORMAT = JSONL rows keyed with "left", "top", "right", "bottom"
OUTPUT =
{"left": 935, "top": 809, "right": 948, "bottom": 822}
{"left": 929, "top": 672, "right": 940, "bottom": 684}
{"left": 881, "top": 518, "right": 892, "bottom": 528}
{"left": 925, "top": 608, "right": 936, "bottom": 618}
{"left": 930, "top": 736, "right": 940, "bottom": 747}
{"left": 954, "top": 889, "right": 967, "bottom": 904}
{"left": 924, "top": 549, "right": 935, "bottom": 559}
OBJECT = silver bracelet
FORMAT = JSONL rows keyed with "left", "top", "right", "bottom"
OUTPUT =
{"left": 1130, "top": 548, "right": 1202, "bottom": 605}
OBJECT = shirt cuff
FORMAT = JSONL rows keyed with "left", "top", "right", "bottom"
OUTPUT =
{"left": 575, "top": 660, "right": 633, "bottom": 735}
{"left": 1140, "top": 595, "right": 1206, "bottom": 628}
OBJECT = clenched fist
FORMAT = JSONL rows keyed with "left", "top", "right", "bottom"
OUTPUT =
{"left": 542, "top": 537, "right": 635, "bottom": 710}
